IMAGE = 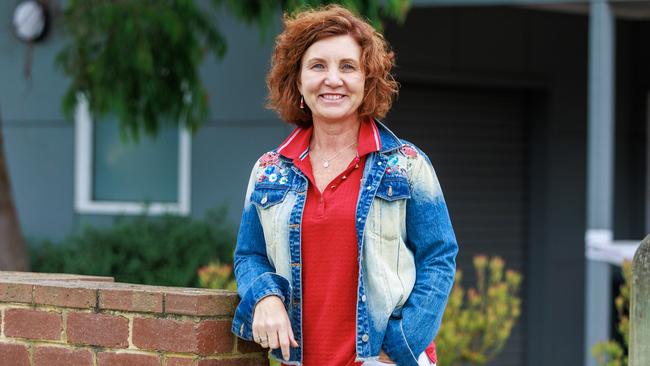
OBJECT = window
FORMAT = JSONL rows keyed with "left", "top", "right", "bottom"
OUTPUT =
{"left": 74, "top": 96, "right": 191, "bottom": 215}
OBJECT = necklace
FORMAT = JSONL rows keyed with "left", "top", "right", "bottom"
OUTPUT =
{"left": 312, "top": 141, "right": 357, "bottom": 168}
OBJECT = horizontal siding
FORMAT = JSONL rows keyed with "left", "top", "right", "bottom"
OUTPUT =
{"left": 386, "top": 86, "right": 529, "bottom": 366}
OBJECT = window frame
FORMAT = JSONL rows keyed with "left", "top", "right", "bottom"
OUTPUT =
{"left": 74, "top": 96, "right": 191, "bottom": 215}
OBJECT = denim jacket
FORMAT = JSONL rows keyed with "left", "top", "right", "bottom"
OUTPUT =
{"left": 231, "top": 121, "right": 458, "bottom": 366}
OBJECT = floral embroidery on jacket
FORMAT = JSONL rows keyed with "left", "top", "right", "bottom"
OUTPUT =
{"left": 256, "top": 152, "right": 290, "bottom": 184}
{"left": 400, "top": 145, "right": 418, "bottom": 159}
{"left": 259, "top": 151, "right": 279, "bottom": 167}
{"left": 385, "top": 145, "right": 418, "bottom": 177}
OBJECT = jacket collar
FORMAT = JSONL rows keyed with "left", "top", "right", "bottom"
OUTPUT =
{"left": 374, "top": 119, "right": 404, "bottom": 153}
{"left": 275, "top": 118, "right": 403, "bottom": 160}
{"left": 276, "top": 117, "right": 384, "bottom": 160}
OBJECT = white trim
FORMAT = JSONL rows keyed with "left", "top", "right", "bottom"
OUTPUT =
{"left": 277, "top": 128, "right": 301, "bottom": 154}
{"left": 585, "top": 229, "right": 640, "bottom": 266}
{"left": 371, "top": 120, "right": 381, "bottom": 151}
{"left": 74, "top": 95, "right": 191, "bottom": 216}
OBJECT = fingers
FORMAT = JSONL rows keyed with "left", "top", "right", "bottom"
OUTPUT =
{"left": 252, "top": 328, "right": 269, "bottom": 348}
{"left": 253, "top": 323, "right": 298, "bottom": 360}
{"left": 260, "top": 337, "right": 269, "bottom": 348}
{"left": 251, "top": 296, "right": 299, "bottom": 360}
{"left": 267, "top": 328, "right": 280, "bottom": 350}
{"left": 288, "top": 324, "right": 299, "bottom": 347}
{"left": 278, "top": 326, "right": 292, "bottom": 361}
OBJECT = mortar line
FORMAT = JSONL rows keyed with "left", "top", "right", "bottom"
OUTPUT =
{"left": 127, "top": 314, "right": 135, "bottom": 349}
{"left": 27, "top": 342, "right": 34, "bottom": 366}
{"left": 61, "top": 309, "right": 68, "bottom": 343}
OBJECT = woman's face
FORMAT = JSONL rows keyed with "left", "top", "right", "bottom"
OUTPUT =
{"left": 299, "top": 35, "right": 365, "bottom": 124}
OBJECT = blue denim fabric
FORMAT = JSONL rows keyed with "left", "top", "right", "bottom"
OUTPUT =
{"left": 231, "top": 121, "right": 458, "bottom": 366}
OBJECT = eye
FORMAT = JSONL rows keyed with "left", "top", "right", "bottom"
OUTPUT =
{"left": 341, "top": 63, "right": 356, "bottom": 71}
{"left": 311, "top": 63, "right": 325, "bottom": 70}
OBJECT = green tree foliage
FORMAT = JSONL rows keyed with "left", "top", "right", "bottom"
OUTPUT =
{"left": 29, "top": 207, "right": 235, "bottom": 287}
{"left": 56, "top": 0, "right": 410, "bottom": 141}
{"left": 220, "top": 0, "right": 411, "bottom": 31}
{"left": 436, "top": 255, "right": 523, "bottom": 365}
{"left": 57, "top": 0, "right": 227, "bottom": 141}
{"left": 592, "top": 261, "right": 630, "bottom": 366}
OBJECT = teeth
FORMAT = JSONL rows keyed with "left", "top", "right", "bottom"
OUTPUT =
{"left": 322, "top": 94, "right": 343, "bottom": 100}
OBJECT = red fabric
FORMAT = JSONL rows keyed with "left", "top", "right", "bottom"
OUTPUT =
{"left": 426, "top": 341, "right": 437, "bottom": 363}
{"left": 296, "top": 153, "right": 366, "bottom": 366}
{"left": 277, "top": 119, "right": 437, "bottom": 365}
{"left": 277, "top": 118, "right": 381, "bottom": 160}
{"left": 277, "top": 119, "right": 379, "bottom": 366}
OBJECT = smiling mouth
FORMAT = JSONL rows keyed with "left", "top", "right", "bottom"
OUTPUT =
{"left": 319, "top": 94, "right": 346, "bottom": 101}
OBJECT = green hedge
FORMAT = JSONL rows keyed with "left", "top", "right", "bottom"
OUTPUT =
{"left": 29, "top": 207, "right": 235, "bottom": 288}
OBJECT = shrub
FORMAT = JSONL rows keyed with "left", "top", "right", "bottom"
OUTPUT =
{"left": 198, "top": 261, "right": 237, "bottom": 291}
{"left": 592, "top": 261, "right": 630, "bottom": 366}
{"left": 209, "top": 255, "right": 522, "bottom": 366}
{"left": 29, "top": 206, "right": 235, "bottom": 287}
{"left": 436, "top": 255, "right": 523, "bottom": 365}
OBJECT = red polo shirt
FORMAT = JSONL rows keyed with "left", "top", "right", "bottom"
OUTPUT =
{"left": 276, "top": 119, "right": 437, "bottom": 365}
{"left": 277, "top": 119, "right": 379, "bottom": 366}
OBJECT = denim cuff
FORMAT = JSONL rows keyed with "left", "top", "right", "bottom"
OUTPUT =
{"left": 382, "top": 318, "right": 420, "bottom": 366}
{"left": 231, "top": 272, "right": 291, "bottom": 340}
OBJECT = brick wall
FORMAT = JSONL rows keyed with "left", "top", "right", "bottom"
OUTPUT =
{"left": 0, "top": 272, "right": 268, "bottom": 366}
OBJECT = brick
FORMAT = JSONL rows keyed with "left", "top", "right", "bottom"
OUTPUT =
{"left": 0, "top": 282, "right": 32, "bottom": 303}
{"left": 34, "top": 346, "right": 93, "bottom": 366}
{"left": 164, "top": 290, "right": 237, "bottom": 317}
{"left": 237, "top": 339, "right": 266, "bottom": 354}
{"left": 0, "top": 272, "right": 113, "bottom": 282}
{"left": 133, "top": 317, "right": 196, "bottom": 353}
{"left": 67, "top": 312, "right": 129, "bottom": 348}
{"left": 0, "top": 343, "right": 30, "bottom": 366}
{"left": 165, "top": 357, "right": 198, "bottom": 366}
{"left": 133, "top": 318, "right": 233, "bottom": 356}
{"left": 34, "top": 284, "right": 96, "bottom": 308}
{"left": 196, "top": 320, "right": 234, "bottom": 355}
{"left": 99, "top": 288, "right": 163, "bottom": 313}
{"left": 97, "top": 352, "right": 160, "bottom": 366}
{"left": 4, "top": 308, "right": 62, "bottom": 340}
{"left": 197, "top": 359, "right": 269, "bottom": 366}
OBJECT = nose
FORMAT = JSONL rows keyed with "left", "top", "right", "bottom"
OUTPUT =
{"left": 324, "top": 69, "right": 343, "bottom": 87}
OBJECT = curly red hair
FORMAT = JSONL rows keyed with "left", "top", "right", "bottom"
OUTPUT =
{"left": 266, "top": 5, "right": 399, "bottom": 127}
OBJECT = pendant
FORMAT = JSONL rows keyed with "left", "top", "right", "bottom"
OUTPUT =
{"left": 323, "top": 160, "right": 329, "bottom": 168}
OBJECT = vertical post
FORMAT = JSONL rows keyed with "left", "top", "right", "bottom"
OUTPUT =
{"left": 630, "top": 235, "right": 650, "bottom": 366}
{"left": 646, "top": 94, "right": 650, "bottom": 233}
{"left": 585, "top": 1, "right": 616, "bottom": 366}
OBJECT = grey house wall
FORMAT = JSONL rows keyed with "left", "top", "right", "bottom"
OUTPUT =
{"left": 1, "top": 2, "right": 648, "bottom": 366}
{"left": 0, "top": 3, "right": 292, "bottom": 242}
{"left": 384, "top": 6, "right": 589, "bottom": 366}
{"left": 615, "top": 19, "right": 649, "bottom": 240}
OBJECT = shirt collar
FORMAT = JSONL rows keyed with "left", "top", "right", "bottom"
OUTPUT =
{"left": 276, "top": 118, "right": 382, "bottom": 160}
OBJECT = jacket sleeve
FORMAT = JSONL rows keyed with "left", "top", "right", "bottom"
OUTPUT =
{"left": 381, "top": 152, "right": 458, "bottom": 366}
{"left": 230, "top": 160, "right": 292, "bottom": 341}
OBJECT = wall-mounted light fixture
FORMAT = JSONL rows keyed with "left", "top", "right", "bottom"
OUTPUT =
{"left": 13, "top": 1, "right": 49, "bottom": 43}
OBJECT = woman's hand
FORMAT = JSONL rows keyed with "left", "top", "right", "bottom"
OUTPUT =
{"left": 252, "top": 295, "right": 299, "bottom": 361}
{"left": 378, "top": 350, "right": 396, "bottom": 364}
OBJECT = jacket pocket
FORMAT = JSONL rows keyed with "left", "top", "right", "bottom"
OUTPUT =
{"left": 365, "top": 176, "right": 413, "bottom": 312}
{"left": 250, "top": 184, "right": 290, "bottom": 209}
{"left": 375, "top": 176, "right": 411, "bottom": 201}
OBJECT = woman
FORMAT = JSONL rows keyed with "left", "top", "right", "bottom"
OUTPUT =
{"left": 231, "top": 5, "right": 457, "bottom": 366}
